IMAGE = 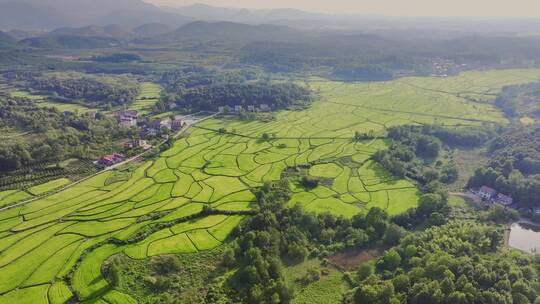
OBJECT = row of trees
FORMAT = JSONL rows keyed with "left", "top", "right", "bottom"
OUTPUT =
{"left": 159, "top": 67, "right": 312, "bottom": 112}
{"left": 30, "top": 76, "right": 139, "bottom": 107}
{"left": 4, "top": 71, "right": 140, "bottom": 108}
{"left": 172, "top": 82, "right": 312, "bottom": 112}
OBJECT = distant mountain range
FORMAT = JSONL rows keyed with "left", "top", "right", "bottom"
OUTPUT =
{"left": 0, "top": 0, "right": 193, "bottom": 30}
{"left": 0, "top": 0, "right": 331, "bottom": 31}
{"left": 3, "top": 21, "right": 300, "bottom": 49}
{"left": 1, "top": 0, "right": 540, "bottom": 37}
{"left": 162, "top": 4, "right": 330, "bottom": 24}
{"left": 160, "top": 21, "right": 300, "bottom": 42}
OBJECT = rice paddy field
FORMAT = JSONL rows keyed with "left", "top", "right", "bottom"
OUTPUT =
{"left": 127, "top": 82, "right": 162, "bottom": 115}
{"left": 0, "top": 69, "right": 539, "bottom": 303}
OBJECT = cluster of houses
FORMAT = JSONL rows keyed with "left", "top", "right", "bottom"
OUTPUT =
{"left": 476, "top": 185, "right": 514, "bottom": 206}
{"left": 95, "top": 110, "right": 189, "bottom": 167}
{"left": 218, "top": 104, "right": 272, "bottom": 114}
{"left": 141, "top": 116, "right": 186, "bottom": 138}
{"left": 97, "top": 153, "right": 124, "bottom": 167}
{"left": 113, "top": 110, "right": 186, "bottom": 138}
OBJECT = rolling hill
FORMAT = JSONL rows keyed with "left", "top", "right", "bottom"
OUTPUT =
{"left": 161, "top": 21, "right": 301, "bottom": 43}
{"left": 0, "top": 0, "right": 191, "bottom": 29}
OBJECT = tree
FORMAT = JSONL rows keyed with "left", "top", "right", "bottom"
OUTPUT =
{"left": 354, "top": 279, "right": 395, "bottom": 304}
{"left": 416, "top": 136, "right": 440, "bottom": 158}
{"left": 380, "top": 249, "right": 402, "bottom": 271}
{"left": 108, "top": 263, "right": 121, "bottom": 288}
{"left": 393, "top": 274, "right": 410, "bottom": 292}
{"left": 357, "top": 262, "right": 374, "bottom": 281}
{"left": 383, "top": 224, "right": 405, "bottom": 246}
{"left": 417, "top": 193, "right": 444, "bottom": 218}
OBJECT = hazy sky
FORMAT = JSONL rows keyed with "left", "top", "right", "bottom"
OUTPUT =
{"left": 144, "top": 0, "right": 540, "bottom": 17}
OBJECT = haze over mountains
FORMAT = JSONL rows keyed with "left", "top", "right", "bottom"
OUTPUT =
{"left": 0, "top": 0, "right": 328, "bottom": 30}
{"left": 1, "top": 0, "right": 540, "bottom": 36}
{"left": 0, "top": 0, "right": 192, "bottom": 29}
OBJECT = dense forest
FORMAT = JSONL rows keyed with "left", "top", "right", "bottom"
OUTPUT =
{"left": 160, "top": 68, "right": 312, "bottom": 112}
{"left": 240, "top": 34, "right": 540, "bottom": 80}
{"left": 372, "top": 125, "right": 469, "bottom": 188}
{"left": 495, "top": 81, "right": 540, "bottom": 120}
{"left": 468, "top": 125, "right": 540, "bottom": 209}
{"left": 354, "top": 221, "right": 540, "bottom": 304}
{"left": 4, "top": 72, "right": 140, "bottom": 108}
{"left": 0, "top": 93, "right": 130, "bottom": 172}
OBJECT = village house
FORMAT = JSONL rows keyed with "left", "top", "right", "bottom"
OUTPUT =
{"left": 114, "top": 110, "right": 139, "bottom": 120}
{"left": 495, "top": 193, "right": 514, "bottom": 206}
{"left": 218, "top": 106, "right": 225, "bottom": 114}
{"left": 125, "top": 139, "right": 151, "bottom": 150}
{"left": 119, "top": 117, "right": 137, "bottom": 128}
{"left": 148, "top": 118, "right": 171, "bottom": 130}
{"left": 247, "top": 105, "right": 256, "bottom": 112}
{"left": 97, "top": 153, "right": 124, "bottom": 167}
{"left": 115, "top": 110, "right": 139, "bottom": 128}
{"left": 171, "top": 118, "right": 185, "bottom": 130}
{"left": 478, "top": 185, "right": 497, "bottom": 200}
{"left": 141, "top": 128, "right": 158, "bottom": 138}
{"left": 234, "top": 105, "right": 243, "bottom": 113}
{"left": 259, "top": 104, "right": 271, "bottom": 112}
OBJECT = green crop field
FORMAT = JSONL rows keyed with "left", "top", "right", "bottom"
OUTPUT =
{"left": 127, "top": 82, "right": 162, "bottom": 115}
{"left": 27, "top": 178, "right": 71, "bottom": 196}
{"left": 10, "top": 90, "right": 94, "bottom": 113}
{"left": 1, "top": 69, "right": 539, "bottom": 303}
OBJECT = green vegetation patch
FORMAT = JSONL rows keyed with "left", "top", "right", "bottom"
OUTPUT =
{"left": 27, "top": 178, "right": 71, "bottom": 195}
{"left": 147, "top": 233, "right": 198, "bottom": 256}
{"left": 0, "top": 284, "right": 50, "bottom": 304}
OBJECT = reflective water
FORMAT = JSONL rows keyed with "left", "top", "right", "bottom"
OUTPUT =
{"left": 508, "top": 222, "right": 540, "bottom": 253}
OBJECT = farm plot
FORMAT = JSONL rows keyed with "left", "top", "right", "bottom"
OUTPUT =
{"left": 0, "top": 69, "right": 539, "bottom": 303}
{"left": 27, "top": 178, "right": 71, "bottom": 196}
{"left": 10, "top": 90, "right": 93, "bottom": 113}
{"left": 127, "top": 82, "right": 162, "bottom": 115}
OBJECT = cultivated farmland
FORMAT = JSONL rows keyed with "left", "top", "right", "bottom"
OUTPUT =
{"left": 0, "top": 69, "right": 539, "bottom": 303}
{"left": 127, "top": 82, "right": 162, "bottom": 115}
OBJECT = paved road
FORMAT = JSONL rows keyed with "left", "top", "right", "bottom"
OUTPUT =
{"left": 0, "top": 112, "right": 218, "bottom": 212}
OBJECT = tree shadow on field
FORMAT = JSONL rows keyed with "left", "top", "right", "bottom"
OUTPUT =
{"left": 82, "top": 284, "right": 114, "bottom": 303}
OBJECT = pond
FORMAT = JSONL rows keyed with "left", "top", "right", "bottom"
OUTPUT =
{"left": 508, "top": 222, "right": 540, "bottom": 253}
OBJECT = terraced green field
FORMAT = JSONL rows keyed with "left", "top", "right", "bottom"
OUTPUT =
{"left": 27, "top": 178, "right": 71, "bottom": 196}
{"left": 1, "top": 69, "right": 539, "bottom": 303}
{"left": 127, "top": 82, "right": 162, "bottom": 115}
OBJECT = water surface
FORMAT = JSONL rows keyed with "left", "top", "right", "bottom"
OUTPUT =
{"left": 508, "top": 222, "right": 540, "bottom": 253}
